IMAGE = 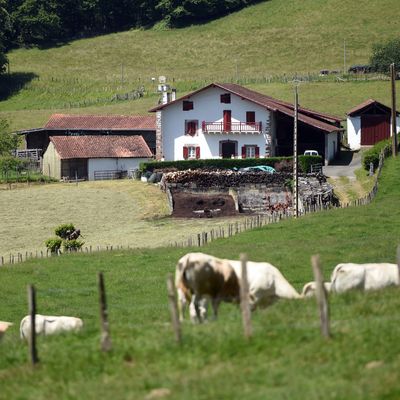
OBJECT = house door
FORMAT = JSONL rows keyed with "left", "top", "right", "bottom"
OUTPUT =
{"left": 220, "top": 141, "right": 237, "bottom": 158}
{"left": 223, "top": 110, "right": 232, "bottom": 131}
{"left": 361, "top": 115, "right": 390, "bottom": 145}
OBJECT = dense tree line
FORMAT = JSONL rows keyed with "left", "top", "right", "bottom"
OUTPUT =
{"left": 0, "top": 0, "right": 261, "bottom": 70}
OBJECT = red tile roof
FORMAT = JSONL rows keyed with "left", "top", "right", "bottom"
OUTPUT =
{"left": 50, "top": 135, "right": 153, "bottom": 159}
{"left": 45, "top": 114, "right": 156, "bottom": 131}
{"left": 347, "top": 99, "right": 399, "bottom": 116}
{"left": 149, "top": 82, "right": 343, "bottom": 133}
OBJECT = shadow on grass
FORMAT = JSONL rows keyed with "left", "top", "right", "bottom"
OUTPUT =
{"left": 0, "top": 72, "right": 38, "bottom": 101}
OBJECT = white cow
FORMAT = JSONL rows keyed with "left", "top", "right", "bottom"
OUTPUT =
{"left": 175, "top": 253, "right": 240, "bottom": 322}
{"left": 20, "top": 314, "right": 83, "bottom": 340}
{"left": 301, "top": 281, "right": 332, "bottom": 298}
{"left": 228, "top": 259, "right": 301, "bottom": 309}
{"left": 330, "top": 263, "right": 399, "bottom": 293}
{"left": 0, "top": 321, "right": 13, "bottom": 339}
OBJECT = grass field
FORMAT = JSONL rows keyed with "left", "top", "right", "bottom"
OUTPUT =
{"left": 1, "top": 0, "right": 400, "bottom": 132}
{"left": 0, "top": 180, "right": 247, "bottom": 256}
{"left": 0, "top": 156, "right": 399, "bottom": 400}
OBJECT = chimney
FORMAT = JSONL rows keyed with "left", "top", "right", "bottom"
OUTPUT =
{"left": 162, "top": 91, "right": 168, "bottom": 104}
{"left": 171, "top": 88, "right": 176, "bottom": 101}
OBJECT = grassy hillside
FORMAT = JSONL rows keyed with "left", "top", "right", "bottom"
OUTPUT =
{"left": 0, "top": 156, "right": 400, "bottom": 399}
{"left": 1, "top": 0, "right": 400, "bottom": 132}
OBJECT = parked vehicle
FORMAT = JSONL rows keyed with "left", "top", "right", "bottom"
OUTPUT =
{"left": 240, "top": 165, "right": 276, "bottom": 174}
{"left": 303, "top": 150, "right": 319, "bottom": 156}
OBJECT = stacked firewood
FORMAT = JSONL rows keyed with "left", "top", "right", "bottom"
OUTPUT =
{"left": 161, "top": 169, "right": 292, "bottom": 188}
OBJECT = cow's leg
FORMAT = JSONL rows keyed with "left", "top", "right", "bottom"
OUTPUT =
{"left": 177, "top": 288, "right": 187, "bottom": 322}
{"left": 192, "top": 294, "right": 203, "bottom": 323}
{"left": 211, "top": 298, "right": 221, "bottom": 320}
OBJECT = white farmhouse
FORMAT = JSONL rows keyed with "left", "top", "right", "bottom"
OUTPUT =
{"left": 150, "top": 83, "right": 343, "bottom": 165}
{"left": 347, "top": 99, "right": 400, "bottom": 150}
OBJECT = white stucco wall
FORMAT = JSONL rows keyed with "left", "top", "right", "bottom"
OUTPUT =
{"left": 88, "top": 158, "right": 149, "bottom": 180}
{"left": 325, "top": 132, "right": 338, "bottom": 164}
{"left": 347, "top": 116, "right": 361, "bottom": 150}
{"left": 160, "top": 86, "right": 271, "bottom": 160}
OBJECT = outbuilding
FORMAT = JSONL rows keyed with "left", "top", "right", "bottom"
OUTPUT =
{"left": 347, "top": 99, "right": 400, "bottom": 150}
{"left": 42, "top": 135, "right": 153, "bottom": 180}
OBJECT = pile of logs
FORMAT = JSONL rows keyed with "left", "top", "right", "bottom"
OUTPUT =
{"left": 161, "top": 169, "right": 292, "bottom": 188}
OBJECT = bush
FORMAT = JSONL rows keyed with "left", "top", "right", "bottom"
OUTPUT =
{"left": 362, "top": 137, "right": 396, "bottom": 170}
{"left": 140, "top": 155, "right": 322, "bottom": 174}
{"left": 0, "top": 155, "right": 26, "bottom": 173}
{"left": 55, "top": 223, "right": 75, "bottom": 239}
{"left": 45, "top": 238, "right": 62, "bottom": 254}
{"left": 63, "top": 239, "right": 84, "bottom": 252}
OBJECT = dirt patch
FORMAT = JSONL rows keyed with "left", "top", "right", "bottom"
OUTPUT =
{"left": 172, "top": 192, "right": 237, "bottom": 218}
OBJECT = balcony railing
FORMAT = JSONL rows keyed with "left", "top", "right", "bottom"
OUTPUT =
{"left": 202, "top": 121, "right": 262, "bottom": 134}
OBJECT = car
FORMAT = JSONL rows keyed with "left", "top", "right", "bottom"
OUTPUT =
{"left": 303, "top": 150, "right": 319, "bottom": 157}
{"left": 240, "top": 165, "right": 276, "bottom": 174}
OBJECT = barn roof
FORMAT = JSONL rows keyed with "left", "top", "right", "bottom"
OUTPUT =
{"left": 45, "top": 114, "right": 156, "bottom": 131}
{"left": 149, "top": 82, "right": 343, "bottom": 133}
{"left": 347, "top": 99, "right": 400, "bottom": 117}
{"left": 50, "top": 135, "right": 153, "bottom": 159}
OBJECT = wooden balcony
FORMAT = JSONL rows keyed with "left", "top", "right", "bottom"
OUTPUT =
{"left": 202, "top": 121, "right": 262, "bottom": 134}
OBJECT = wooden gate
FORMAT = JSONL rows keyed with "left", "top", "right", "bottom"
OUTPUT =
{"left": 361, "top": 115, "right": 390, "bottom": 145}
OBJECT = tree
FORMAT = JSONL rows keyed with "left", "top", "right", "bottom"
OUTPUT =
{"left": 0, "top": 119, "right": 19, "bottom": 155}
{"left": 0, "top": 0, "right": 11, "bottom": 72}
{"left": 370, "top": 37, "right": 400, "bottom": 73}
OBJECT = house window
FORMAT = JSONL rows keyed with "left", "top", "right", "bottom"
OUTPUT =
{"left": 185, "top": 120, "right": 198, "bottom": 136}
{"left": 220, "top": 93, "right": 231, "bottom": 104}
{"left": 241, "top": 145, "right": 260, "bottom": 159}
{"left": 246, "top": 111, "right": 255, "bottom": 125}
{"left": 183, "top": 100, "right": 194, "bottom": 111}
{"left": 183, "top": 145, "right": 200, "bottom": 160}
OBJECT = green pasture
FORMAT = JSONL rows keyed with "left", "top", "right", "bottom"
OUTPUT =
{"left": 0, "top": 180, "right": 247, "bottom": 256}
{"left": 1, "top": 0, "right": 400, "bottom": 132}
{"left": 0, "top": 155, "right": 400, "bottom": 400}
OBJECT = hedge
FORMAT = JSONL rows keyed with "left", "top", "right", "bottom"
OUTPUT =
{"left": 362, "top": 135, "right": 399, "bottom": 170}
{"left": 140, "top": 155, "right": 322, "bottom": 174}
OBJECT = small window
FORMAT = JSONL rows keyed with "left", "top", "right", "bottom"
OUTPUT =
{"left": 241, "top": 145, "right": 260, "bottom": 159}
{"left": 183, "top": 100, "right": 193, "bottom": 111}
{"left": 220, "top": 93, "right": 231, "bottom": 104}
{"left": 246, "top": 111, "right": 255, "bottom": 125}
{"left": 183, "top": 145, "right": 200, "bottom": 160}
{"left": 185, "top": 120, "right": 198, "bottom": 136}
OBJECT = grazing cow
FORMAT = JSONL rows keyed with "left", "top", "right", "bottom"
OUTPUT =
{"left": 301, "top": 281, "right": 332, "bottom": 298}
{"left": 175, "top": 253, "right": 240, "bottom": 322}
{"left": 228, "top": 260, "right": 301, "bottom": 309}
{"left": 330, "top": 263, "right": 399, "bottom": 293}
{"left": 20, "top": 315, "right": 83, "bottom": 340}
{"left": 0, "top": 321, "right": 13, "bottom": 339}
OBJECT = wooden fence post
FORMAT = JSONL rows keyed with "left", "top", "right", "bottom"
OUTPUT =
{"left": 27, "top": 284, "right": 39, "bottom": 365}
{"left": 166, "top": 274, "right": 182, "bottom": 344}
{"left": 240, "top": 253, "right": 252, "bottom": 339}
{"left": 311, "top": 255, "right": 330, "bottom": 339}
{"left": 98, "top": 272, "right": 112, "bottom": 352}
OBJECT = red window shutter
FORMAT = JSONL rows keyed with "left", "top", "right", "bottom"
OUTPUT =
{"left": 183, "top": 146, "right": 189, "bottom": 159}
{"left": 196, "top": 146, "right": 201, "bottom": 159}
{"left": 241, "top": 146, "right": 246, "bottom": 159}
{"left": 255, "top": 146, "right": 260, "bottom": 158}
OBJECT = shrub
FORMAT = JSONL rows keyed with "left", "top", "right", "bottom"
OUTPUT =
{"left": 63, "top": 239, "right": 84, "bottom": 252}
{"left": 140, "top": 155, "right": 321, "bottom": 174}
{"left": 55, "top": 223, "right": 75, "bottom": 239}
{"left": 45, "top": 238, "right": 62, "bottom": 254}
{"left": 362, "top": 137, "right": 395, "bottom": 170}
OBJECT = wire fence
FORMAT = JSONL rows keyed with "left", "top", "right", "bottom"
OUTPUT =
{"left": 0, "top": 150, "right": 388, "bottom": 267}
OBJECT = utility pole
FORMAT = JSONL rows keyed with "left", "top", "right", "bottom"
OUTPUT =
{"left": 390, "top": 63, "right": 398, "bottom": 156}
{"left": 293, "top": 83, "right": 299, "bottom": 218}
{"left": 121, "top": 64, "right": 124, "bottom": 85}
{"left": 343, "top": 39, "right": 346, "bottom": 74}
